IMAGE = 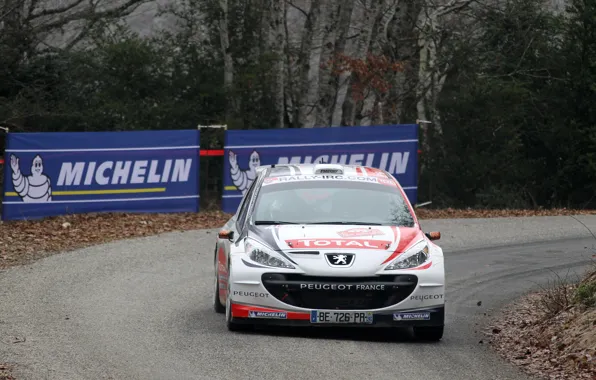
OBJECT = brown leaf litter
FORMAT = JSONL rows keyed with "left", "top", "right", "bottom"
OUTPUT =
{"left": 414, "top": 207, "right": 596, "bottom": 219}
{"left": 0, "top": 211, "right": 231, "bottom": 269}
{"left": 1, "top": 208, "right": 595, "bottom": 270}
{"left": 0, "top": 363, "right": 14, "bottom": 380}
{"left": 486, "top": 279, "right": 596, "bottom": 380}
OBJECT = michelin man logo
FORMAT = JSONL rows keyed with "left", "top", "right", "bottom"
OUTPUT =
{"left": 9, "top": 154, "right": 52, "bottom": 202}
{"left": 228, "top": 150, "right": 260, "bottom": 195}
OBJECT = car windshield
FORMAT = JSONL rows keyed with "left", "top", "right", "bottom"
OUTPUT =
{"left": 251, "top": 180, "right": 415, "bottom": 227}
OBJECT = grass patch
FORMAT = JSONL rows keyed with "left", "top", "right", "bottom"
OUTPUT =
{"left": 535, "top": 270, "right": 579, "bottom": 318}
{"left": 573, "top": 266, "right": 596, "bottom": 309}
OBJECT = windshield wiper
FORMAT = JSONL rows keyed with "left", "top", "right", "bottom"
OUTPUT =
{"left": 311, "top": 221, "right": 383, "bottom": 225}
{"left": 254, "top": 220, "right": 300, "bottom": 225}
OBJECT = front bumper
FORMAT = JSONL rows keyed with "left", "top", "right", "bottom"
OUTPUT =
{"left": 228, "top": 252, "right": 445, "bottom": 327}
{"left": 230, "top": 303, "right": 445, "bottom": 327}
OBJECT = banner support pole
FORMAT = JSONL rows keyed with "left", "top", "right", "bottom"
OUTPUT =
{"left": 196, "top": 124, "right": 227, "bottom": 211}
{"left": 415, "top": 119, "right": 433, "bottom": 208}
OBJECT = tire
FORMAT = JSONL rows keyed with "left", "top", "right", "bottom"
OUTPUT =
{"left": 226, "top": 313, "right": 250, "bottom": 332}
{"left": 225, "top": 262, "right": 252, "bottom": 332}
{"left": 213, "top": 246, "right": 225, "bottom": 313}
{"left": 412, "top": 325, "right": 444, "bottom": 342}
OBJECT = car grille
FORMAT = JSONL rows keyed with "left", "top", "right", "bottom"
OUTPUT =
{"left": 261, "top": 273, "right": 418, "bottom": 310}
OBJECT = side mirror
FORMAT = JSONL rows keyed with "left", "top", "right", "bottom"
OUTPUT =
{"left": 425, "top": 231, "right": 441, "bottom": 241}
{"left": 218, "top": 230, "right": 234, "bottom": 241}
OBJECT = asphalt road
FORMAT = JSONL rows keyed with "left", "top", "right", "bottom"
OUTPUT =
{"left": 1, "top": 215, "right": 596, "bottom": 380}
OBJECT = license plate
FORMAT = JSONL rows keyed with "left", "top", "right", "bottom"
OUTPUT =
{"left": 310, "top": 310, "right": 373, "bottom": 324}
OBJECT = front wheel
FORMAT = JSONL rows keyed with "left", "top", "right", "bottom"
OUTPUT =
{"left": 213, "top": 275, "right": 225, "bottom": 314}
{"left": 213, "top": 247, "right": 225, "bottom": 314}
{"left": 413, "top": 325, "right": 444, "bottom": 342}
{"left": 225, "top": 264, "right": 252, "bottom": 332}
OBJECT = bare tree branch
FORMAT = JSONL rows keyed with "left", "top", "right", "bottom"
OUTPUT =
{"left": 27, "top": 0, "right": 86, "bottom": 20}
{"left": 285, "top": 0, "right": 307, "bottom": 18}
{"left": 0, "top": 1, "right": 20, "bottom": 22}
{"left": 32, "top": 0, "right": 149, "bottom": 35}
{"left": 436, "top": 0, "right": 478, "bottom": 17}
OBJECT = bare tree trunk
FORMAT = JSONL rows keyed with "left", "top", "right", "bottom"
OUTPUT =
{"left": 267, "top": 0, "right": 286, "bottom": 128}
{"left": 294, "top": 0, "right": 325, "bottom": 128}
{"left": 314, "top": 0, "right": 341, "bottom": 127}
{"left": 218, "top": 0, "right": 236, "bottom": 125}
{"left": 416, "top": 0, "right": 474, "bottom": 135}
{"left": 360, "top": 0, "right": 399, "bottom": 126}
{"left": 283, "top": 1, "right": 296, "bottom": 127}
{"left": 328, "top": 0, "right": 355, "bottom": 126}
{"left": 271, "top": 0, "right": 286, "bottom": 128}
{"left": 385, "top": 0, "right": 420, "bottom": 124}
{"left": 341, "top": 0, "right": 383, "bottom": 127}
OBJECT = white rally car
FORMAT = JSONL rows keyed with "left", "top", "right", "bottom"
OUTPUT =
{"left": 213, "top": 163, "right": 445, "bottom": 341}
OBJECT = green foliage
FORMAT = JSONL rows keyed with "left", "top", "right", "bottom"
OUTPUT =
{"left": 0, "top": 19, "right": 226, "bottom": 133}
{"left": 573, "top": 281, "right": 596, "bottom": 309}
{"left": 1, "top": 0, "right": 595, "bottom": 210}
{"left": 424, "top": 0, "right": 596, "bottom": 209}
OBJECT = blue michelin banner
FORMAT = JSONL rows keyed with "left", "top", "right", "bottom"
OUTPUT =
{"left": 2, "top": 130, "right": 200, "bottom": 221}
{"left": 222, "top": 125, "right": 418, "bottom": 213}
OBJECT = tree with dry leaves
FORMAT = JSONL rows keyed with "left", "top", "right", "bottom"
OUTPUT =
{"left": 204, "top": 0, "right": 478, "bottom": 129}
{"left": 0, "top": 0, "right": 152, "bottom": 128}
{"left": 3, "top": 0, "right": 594, "bottom": 212}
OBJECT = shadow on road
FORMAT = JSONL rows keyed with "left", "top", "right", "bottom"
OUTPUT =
{"left": 244, "top": 325, "right": 422, "bottom": 344}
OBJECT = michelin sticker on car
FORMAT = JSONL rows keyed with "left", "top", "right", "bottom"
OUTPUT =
{"left": 393, "top": 312, "right": 431, "bottom": 321}
{"left": 248, "top": 311, "right": 287, "bottom": 319}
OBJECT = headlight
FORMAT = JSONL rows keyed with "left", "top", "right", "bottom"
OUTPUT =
{"left": 385, "top": 241, "right": 430, "bottom": 270}
{"left": 245, "top": 239, "right": 295, "bottom": 269}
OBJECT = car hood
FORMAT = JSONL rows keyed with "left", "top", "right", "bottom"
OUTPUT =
{"left": 246, "top": 224, "right": 426, "bottom": 274}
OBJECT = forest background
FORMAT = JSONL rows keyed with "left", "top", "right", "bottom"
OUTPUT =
{"left": 0, "top": 0, "right": 594, "bottom": 210}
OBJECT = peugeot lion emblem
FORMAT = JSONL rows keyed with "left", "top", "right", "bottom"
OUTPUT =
{"left": 325, "top": 253, "right": 355, "bottom": 267}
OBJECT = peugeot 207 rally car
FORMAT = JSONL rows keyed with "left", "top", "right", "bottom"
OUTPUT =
{"left": 213, "top": 163, "right": 445, "bottom": 341}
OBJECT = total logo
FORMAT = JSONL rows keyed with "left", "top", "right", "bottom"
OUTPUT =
{"left": 285, "top": 238, "right": 391, "bottom": 250}
{"left": 248, "top": 311, "right": 287, "bottom": 319}
{"left": 410, "top": 294, "right": 444, "bottom": 301}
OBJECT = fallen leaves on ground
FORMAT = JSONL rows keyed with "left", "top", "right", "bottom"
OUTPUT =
{"left": 414, "top": 207, "right": 596, "bottom": 219}
{"left": 486, "top": 281, "right": 596, "bottom": 379}
{"left": 1, "top": 208, "right": 596, "bottom": 270}
{"left": 0, "top": 211, "right": 231, "bottom": 269}
{"left": 0, "top": 364, "right": 14, "bottom": 380}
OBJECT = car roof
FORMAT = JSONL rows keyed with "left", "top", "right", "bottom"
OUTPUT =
{"left": 251, "top": 163, "right": 418, "bottom": 225}
{"left": 258, "top": 163, "right": 393, "bottom": 179}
